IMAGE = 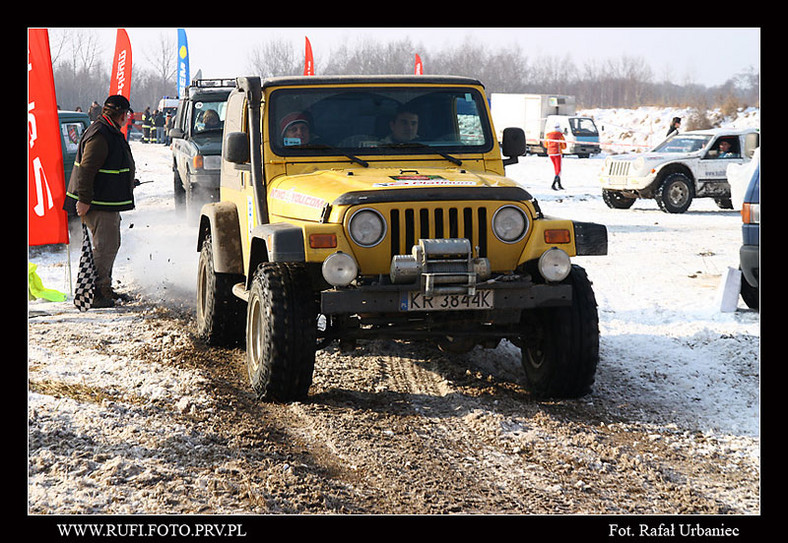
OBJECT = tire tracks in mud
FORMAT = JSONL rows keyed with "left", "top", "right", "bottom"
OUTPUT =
{"left": 29, "top": 302, "right": 760, "bottom": 515}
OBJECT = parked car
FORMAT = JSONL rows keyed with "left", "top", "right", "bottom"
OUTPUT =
{"left": 58, "top": 110, "right": 91, "bottom": 186}
{"left": 739, "top": 156, "right": 759, "bottom": 310}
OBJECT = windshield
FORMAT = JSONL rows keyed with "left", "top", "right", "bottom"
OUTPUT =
{"left": 653, "top": 134, "right": 712, "bottom": 153}
{"left": 569, "top": 117, "right": 598, "bottom": 136}
{"left": 192, "top": 100, "right": 228, "bottom": 134}
{"left": 269, "top": 86, "right": 493, "bottom": 157}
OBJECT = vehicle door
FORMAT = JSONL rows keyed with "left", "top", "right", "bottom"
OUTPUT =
{"left": 59, "top": 114, "right": 89, "bottom": 187}
{"left": 697, "top": 135, "right": 745, "bottom": 183}
{"left": 171, "top": 100, "right": 189, "bottom": 177}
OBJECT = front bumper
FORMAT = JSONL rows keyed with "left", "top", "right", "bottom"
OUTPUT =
{"left": 321, "top": 279, "right": 571, "bottom": 315}
{"left": 739, "top": 244, "right": 759, "bottom": 287}
{"left": 569, "top": 143, "right": 600, "bottom": 155}
{"left": 599, "top": 173, "right": 655, "bottom": 191}
{"left": 188, "top": 169, "right": 221, "bottom": 190}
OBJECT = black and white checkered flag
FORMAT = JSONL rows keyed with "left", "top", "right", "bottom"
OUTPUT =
{"left": 73, "top": 222, "right": 96, "bottom": 312}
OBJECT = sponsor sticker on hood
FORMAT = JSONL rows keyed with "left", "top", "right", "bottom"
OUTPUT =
{"left": 374, "top": 175, "right": 477, "bottom": 187}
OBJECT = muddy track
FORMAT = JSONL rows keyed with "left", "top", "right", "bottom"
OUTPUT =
{"left": 28, "top": 300, "right": 759, "bottom": 517}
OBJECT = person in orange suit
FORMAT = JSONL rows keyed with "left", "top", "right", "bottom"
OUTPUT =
{"left": 545, "top": 123, "right": 566, "bottom": 190}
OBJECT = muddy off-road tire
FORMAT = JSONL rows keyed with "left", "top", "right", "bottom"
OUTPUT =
{"left": 196, "top": 237, "right": 246, "bottom": 346}
{"left": 520, "top": 265, "right": 599, "bottom": 399}
{"left": 246, "top": 262, "right": 317, "bottom": 402}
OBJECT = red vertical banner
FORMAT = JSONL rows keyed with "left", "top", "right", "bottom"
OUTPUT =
{"left": 109, "top": 29, "right": 132, "bottom": 136}
{"left": 414, "top": 54, "right": 423, "bottom": 75}
{"left": 28, "top": 28, "right": 69, "bottom": 246}
{"left": 303, "top": 37, "right": 314, "bottom": 76}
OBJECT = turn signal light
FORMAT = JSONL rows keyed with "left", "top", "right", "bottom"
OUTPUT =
{"left": 309, "top": 233, "right": 337, "bottom": 248}
{"left": 741, "top": 202, "right": 760, "bottom": 225}
{"left": 544, "top": 229, "right": 571, "bottom": 244}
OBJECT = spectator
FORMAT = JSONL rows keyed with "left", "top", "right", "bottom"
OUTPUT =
{"left": 141, "top": 107, "right": 152, "bottom": 143}
{"left": 666, "top": 117, "right": 681, "bottom": 138}
{"left": 544, "top": 123, "right": 566, "bottom": 190}
{"left": 88, "top": 100, "right": 101, "bottom": 122}
{"left": 154, "top": 110, "right": 166, "bottom": 144}
{"left": 63, "top": 95, "right": 138, "bottom": 308}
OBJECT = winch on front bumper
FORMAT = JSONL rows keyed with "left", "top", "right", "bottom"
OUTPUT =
{"left": 320, "top": 237, "right": 573, "bottom": 317}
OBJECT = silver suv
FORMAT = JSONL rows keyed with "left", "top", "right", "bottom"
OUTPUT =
{"left": 600, "top": 128, "right": 759, "bottom": 213}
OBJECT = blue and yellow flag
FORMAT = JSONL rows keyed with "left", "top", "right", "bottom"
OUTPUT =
{"left": 177, "top": 29, "right": 190, "bottom": 98}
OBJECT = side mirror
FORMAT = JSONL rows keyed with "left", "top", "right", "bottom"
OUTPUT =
{"left": 169, "top": 128, "right": 184, "bottom": 139}
{"left": 501, "top": 127, "right": 525, "bottom": 166}
{"left": 223, "top": 131, "right": 250, "bottom": 164}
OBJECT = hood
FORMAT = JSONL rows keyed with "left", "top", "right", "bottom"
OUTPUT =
{"left": 267, "top": 167, "right": 524, "bottom": 221}
{"left": 190, "top": 132, "right": 223, "bottom": 155}
{"left": 611, "top": 151, "right": 699, "bottom": 163}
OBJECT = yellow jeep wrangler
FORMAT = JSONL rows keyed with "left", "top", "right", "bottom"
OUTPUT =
{"left": 196, "top": 75, "right": 607, "bottom": 402}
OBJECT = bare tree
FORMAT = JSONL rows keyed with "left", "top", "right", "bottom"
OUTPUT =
{"left": 47, "top": 30, "right": 759, "bottom": 114}
{"left": 146, "top": 32, "right": 177, "bottom": 83}
{"left": 248, "top": 39, "right": 301, "bottom": 77}
{"left": 323, "top": 37, "right": 420, "bottom": 75}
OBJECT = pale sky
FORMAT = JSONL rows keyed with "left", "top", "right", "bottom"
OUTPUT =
{"left": 60, "top": 27, "right": 760, "bottom": 88}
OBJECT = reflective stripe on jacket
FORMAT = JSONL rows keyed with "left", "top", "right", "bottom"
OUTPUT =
{"left": 64, "top": 115, "right": 135, "bottom": 213}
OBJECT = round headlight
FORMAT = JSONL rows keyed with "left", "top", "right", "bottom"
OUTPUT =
{"left": 538, "top": 248, "right": 571, "bottom": 282}
{"left": 492, "top": 205, "right": 528, "bottom": 243}
{"left": 322, "top": 252, "right": 358, "bottom": 287}
{"left": 348, "top": 208, "right": 386, "bottom": 247}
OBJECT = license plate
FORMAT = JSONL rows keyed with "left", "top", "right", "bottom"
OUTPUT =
{"left": 401, "top": 290, "right": 494, "bottom": 311}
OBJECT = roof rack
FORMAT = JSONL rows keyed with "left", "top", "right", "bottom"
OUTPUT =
{"left": 190, "top": 78, "right": 237, "bottom": 89}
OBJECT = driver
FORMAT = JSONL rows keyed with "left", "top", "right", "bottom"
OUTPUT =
{"left": 382, "top": 107, "right": 419, "bottom": 143}
{"left": 280, "top": 112, "right": 311, "bottom": 146}
{"left": 717, "top": 139, "right": 738, "bottom": 158}
{"left": 202, "top": 109, "right": 220, "bottom": 130}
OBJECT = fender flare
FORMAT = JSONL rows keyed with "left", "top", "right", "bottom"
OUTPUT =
{"left": 197, "top": 201, "right": 244, "bottom": 275}
{"left": 245, "top": 223, "right": 306, "bottom": 290}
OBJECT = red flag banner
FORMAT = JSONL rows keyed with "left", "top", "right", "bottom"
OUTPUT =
{"left": 109, "top": 29, "right": 132, "bottom": 98}
{"left": 28, "top": 28, "right": 69, "bottom": 246}
{"left": 303, "top": 37, "right": 314, "bottom": 76}
{"left": 110, "top": 29, "right": 132, "bottom": 137}
{"left": 414, "top": 54, "right": 423, "bottom": 75}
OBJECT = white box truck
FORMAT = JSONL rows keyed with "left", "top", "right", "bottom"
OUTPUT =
{"left": 491, "top": 93, "right": 601, "bottom": 158}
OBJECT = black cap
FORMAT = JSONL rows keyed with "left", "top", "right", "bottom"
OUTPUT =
{"left": 104, "top": 95, "right": 131, "bottom": 111}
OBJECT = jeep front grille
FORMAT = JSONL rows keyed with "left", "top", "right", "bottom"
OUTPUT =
{"left": 389, "top": 206, "right": 488, "bottom": 259}
{"left": 605, "top": 160, "right": 631, "bottom": 177}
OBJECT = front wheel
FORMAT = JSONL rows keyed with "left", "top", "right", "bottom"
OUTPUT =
{"left": 246, "top": 263, "right": 317, "bottom": 402}
{"left": 196, "top": 236, "right": 245, "bottom": 346}
{"left": 656, "top": 173, "right": 694, "bottom": 213}
{"left": 520, "top": 265, "right": 599, "bottom": 399}
{"left": 739, "top": 267, "right": 759, "bottom": 310}
{"left": 602, "top": 189, "right": 636, "bottom": 209}
{"left": 173, "top": 168, "right": 185, "bottom": 211}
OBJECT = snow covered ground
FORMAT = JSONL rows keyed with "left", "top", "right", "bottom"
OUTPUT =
{"left": 28, "top": 106, "right": 761, "bottom": 442}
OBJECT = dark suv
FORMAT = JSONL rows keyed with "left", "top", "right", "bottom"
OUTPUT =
{"left": 739, "top": 158, "right": 759, "bottom": 310}
{"left": 170, "top": 78, "right": 235, "bottom": 214}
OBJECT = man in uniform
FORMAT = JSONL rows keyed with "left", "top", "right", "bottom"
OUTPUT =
{"left": 64, "top": 95, "right": 137, "bottom": 308}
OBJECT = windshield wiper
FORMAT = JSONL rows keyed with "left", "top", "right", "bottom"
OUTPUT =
{"left": 380, "top": 142, "right": 463, "bottom": 166}
{"left": 297, "top": 144, "right": 369, "bottom": 167}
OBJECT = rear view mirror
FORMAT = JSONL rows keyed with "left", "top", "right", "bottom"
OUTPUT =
{"left": 501, "top": 127, "right": 525, "bottom": 166}
{"left": 223, "top": 131, "right": 250, "bottom": 164}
